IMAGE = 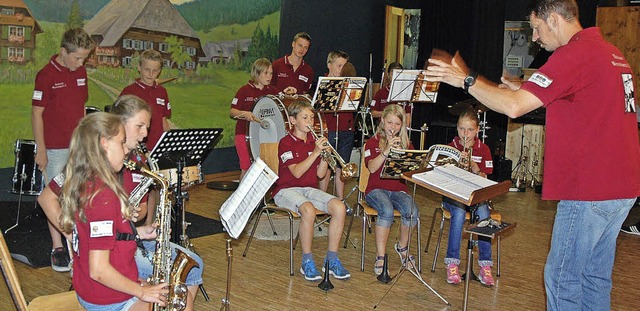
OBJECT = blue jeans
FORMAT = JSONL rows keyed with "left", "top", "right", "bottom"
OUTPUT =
{"left": 365, "top": 189, "right": 418, "bottom": 228}
{"left": 135, "top": 240, "right": 204, "bottom": 286}
{"left": 327, "top": 131, "right": 354, "bottom": 162}
{"left": 544, "top": 199, "right": 635, "bottom": 311}
{"left": 443, "top": 201, "right": 492, "bottom": 266}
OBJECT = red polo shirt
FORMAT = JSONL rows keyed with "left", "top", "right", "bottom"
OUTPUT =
{"left": 272, "top": 132, "right": 321, "bottom": 197}
{"left": 520, "top": 27, "right": 640, "bottom": 201}
{"left": 73, "top": 179, "right": 138, "bottom": 305}
{"left": 32, "top": 55, "right": 88, "bottom": 149}
{"left": 364, "top": 135, "right": 412, "bottom": 194}
{"left": 231, "top": 81, "right": 279, "bottom": 135}
{"left": 271, "top": 54, "right": 314, "bottom": 94}
{"left": 120, "top": 79, "right": 171, "bottom": 149}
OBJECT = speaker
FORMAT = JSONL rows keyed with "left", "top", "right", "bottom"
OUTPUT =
{"left": 490, "top": 157, "right": 512, "bottom": 182}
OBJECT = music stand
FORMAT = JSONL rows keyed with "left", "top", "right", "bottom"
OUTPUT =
{"left": 150, "top": 128, "right": 222, "bottom": 301}
{"left": 374, "top": 155, "right": 451, "bottom": 309}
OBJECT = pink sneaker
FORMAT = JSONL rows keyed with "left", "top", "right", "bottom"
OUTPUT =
{"left": 446, "top": 263, "right": 461, "bottom": 284}
{"left": 479, "top": 266, "right": 495, "bottom": 286}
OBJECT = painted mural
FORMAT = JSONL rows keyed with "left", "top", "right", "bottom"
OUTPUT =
{"left": 0, "top": 0, "right": 280, "bottom": 168}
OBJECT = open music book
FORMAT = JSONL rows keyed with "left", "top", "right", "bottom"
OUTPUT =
{"left": 411, "top": 164, "right": 497, "bottom": 203}
{"left": 381, "top": 148, "right": 430, "bottom": 179}
{"left": 219, "top": 158, "right": 278, "bottom": 239}
{"left": 312, "top": 76, "right": 367, "bottom": 112}
{"left": 380, "top": 144, "right": 461, "bottom": 179}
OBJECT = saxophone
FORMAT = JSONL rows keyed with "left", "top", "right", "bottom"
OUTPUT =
{"left": 128, "top": 143, "right": 157, "bottom": 210}
{"left": 124, "top": 160, "right": 199, "bottom": 311}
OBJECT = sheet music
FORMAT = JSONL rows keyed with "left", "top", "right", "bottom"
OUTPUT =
{"left": 338, "top": 77, "right": 367, "bottom": 111}
{"left": 388, "top": 69, "right": 419, "bottom": 102}
{"left": 219, "top": 158, "right": 278, "bottom": 239}
{"left": 412, "top": 164, "right": 497, "bottom": 201}
{"left": 426, "top": 144, "right": 461, "bottom": 167}
{"left": 381, "top": 148, "right": 430, "bottom": 179}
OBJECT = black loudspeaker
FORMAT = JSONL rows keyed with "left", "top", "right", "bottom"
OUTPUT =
{"left": 490, "top": 157, "right": 512, "bottom": 182}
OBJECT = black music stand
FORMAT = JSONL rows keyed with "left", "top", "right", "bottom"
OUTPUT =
{"left": 388, "top": 69, "right": 439, "bottom": 141}
{"left": 150, "top": 128, "right": 222, "bottom": 301}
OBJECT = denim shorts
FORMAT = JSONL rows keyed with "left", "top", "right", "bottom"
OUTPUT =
{"left": 274, "top": 187, "right": 338, "bottom": 213}
{"left": 77, "top": 294, "right": 137, "bottom": 311}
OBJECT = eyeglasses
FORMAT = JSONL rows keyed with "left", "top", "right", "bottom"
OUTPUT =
{"left": 476, "top": 218, "right": 501, "bottom": 229}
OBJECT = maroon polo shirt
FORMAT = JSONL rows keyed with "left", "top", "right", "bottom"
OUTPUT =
{"left": 120, "top": 79, "right": 171, "bottom": 149}
{"left": 272, "top": 132, "right": 321, "bottom": 197}
{"left": 231, "top": 81, "right": 279, "bottom": 135}
{"left": 32, "top": 55, "right": 88, "bottom": 149}
{"left": 363, "top": 135, "right": 411, "bottom": 194}
{"left": 271, "top": 54, "right": 314, "bottom": 94}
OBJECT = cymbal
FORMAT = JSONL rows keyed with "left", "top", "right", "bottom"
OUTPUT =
{"left": 448, "top": 99, "right": 488, "bottom": 116}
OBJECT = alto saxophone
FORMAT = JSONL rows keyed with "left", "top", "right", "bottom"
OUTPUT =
{"left": 124, "top": 160, "right": 199, "bottom": 311}
{"left": 128, "top": 143, "right": 158, "bottom": 210}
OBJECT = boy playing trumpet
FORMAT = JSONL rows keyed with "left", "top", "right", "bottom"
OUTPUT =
{"left": 272, "top": 100, "right": 351, "bottom": 281}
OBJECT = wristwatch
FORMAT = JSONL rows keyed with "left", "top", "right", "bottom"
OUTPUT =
{"left": 463, "top": 70, "right": 478, "bottom": 93}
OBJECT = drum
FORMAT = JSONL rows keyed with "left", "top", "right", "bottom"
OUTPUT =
{"left": 158, "top": 165, "right": 204, "bottom": 188}
{"left": 247, "top": 95, "right": 326, "bottom": 160}
{"left": 85, "top": 106, "right": 101, "bottom": 114}
{"left": 11, "top": 139, "right": 44, "bottom": 195}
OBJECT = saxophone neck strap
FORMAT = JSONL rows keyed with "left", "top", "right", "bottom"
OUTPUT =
{"left": 115, "top": 220, "right": 140, "bottom": 242}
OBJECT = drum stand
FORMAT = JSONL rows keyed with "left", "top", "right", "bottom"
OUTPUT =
{"left": 5, "top": 166, "right": 38, "bottom": 234}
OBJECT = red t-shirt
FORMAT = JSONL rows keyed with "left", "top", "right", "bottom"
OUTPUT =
{"left": 520, "top": 27, "right": 640, "bottom": 201}
{"left": 271, "top": 55, "right": 314, "bottom": 94}
{"left": 363, "top": 135, "right": 411, "bottom": 194}
{"left": 272, "top": 132, "right": 321, "bottom": 196}
{"left": 231, "top": 81, "right": 279, "bottom": 135}
{"left": 72, "top": 179, "right": 138, "bottom": 305}
{"left": 448, "top": 136, "right": 493, "bottom": 175}
{"left": 32, "top": 55, "right": 88, "bottom": 149}
{"left": 120, "top": 79, "right": 171, "bottom": 149}
{"left": 370, "top": 85, "right": 411, "bottom": 115}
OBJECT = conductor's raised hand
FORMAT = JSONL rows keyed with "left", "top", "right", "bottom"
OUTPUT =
{"left": 425, "top": 57, "right": 468, "bottom": 89}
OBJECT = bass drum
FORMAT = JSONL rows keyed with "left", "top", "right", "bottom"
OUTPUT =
{"left": 11, "top": 139, "right": 44, "bottom": 195}
{"left": 247, "top": 95, "right": 325, "bottom": 161}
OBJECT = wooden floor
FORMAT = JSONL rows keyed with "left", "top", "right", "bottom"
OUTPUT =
{"left": 2, "top": 171, "right": 640, "bottom": 310}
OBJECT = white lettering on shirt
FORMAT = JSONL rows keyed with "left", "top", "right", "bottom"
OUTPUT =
{"left": 364, "top": 149, "right": 371, "bottom": 157}
{"left": 299, "top": 75, "right": 309, "bottom": 83}
{"left": 77, "top": 78, "right": 86, "bottom": 86}
{"left": 529, "top": 72, "right": 552, "bottom": 88}
{"left": 231, "top": 98, "right": 238, "bottom": 106}
{"left": 53, "top": 173, "right": 65, "bottom": 187}
{"left": 485, "top": 160, "right": 493, "bottom": 168}
{"left": 156, "top": 98, "right": 165, "bottom": 106}
{"left": 33, "top": 90, "right": 43, "bottom": 101}
{"left": 281, "top": 151, "right": 293, "bottom": 163}
{"left": 89, "top": 220, "right": 113, "bottom": 238}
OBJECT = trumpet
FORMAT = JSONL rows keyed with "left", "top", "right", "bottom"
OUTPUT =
{"left": 458, "top": 137, "right": 473, "bottom": 171}
{"left": 307, "top": 125, "right": 358, "bottom": 179}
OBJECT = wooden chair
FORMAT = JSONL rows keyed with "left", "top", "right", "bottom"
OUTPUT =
{"left": 242, "top": 143, "right": 328, "bottom": 276}
{"left": 0, "top": 231, "right": 83, "bottom": 310}
{"left": 354, "top": 145, "right": 421, "bottom": 272}
{"left": 424, "top": 201, "right": 504, "bottom": 276}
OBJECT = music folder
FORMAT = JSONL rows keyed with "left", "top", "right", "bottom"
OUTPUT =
{"left": 312, "top": 76, "right": 367, "bottom": 112}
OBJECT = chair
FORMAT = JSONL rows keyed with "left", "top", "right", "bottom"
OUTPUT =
{"left": 424, "top": 201, "right": 504, "bottom": 276}
{"left": 354, "top": 145, "right": 421, "bottom": 272}
{"left": 242, "top": 143, "right": 329, "bottom": 276}
{"left": 0, "top": 231, "right": 83, "bottom": 310}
